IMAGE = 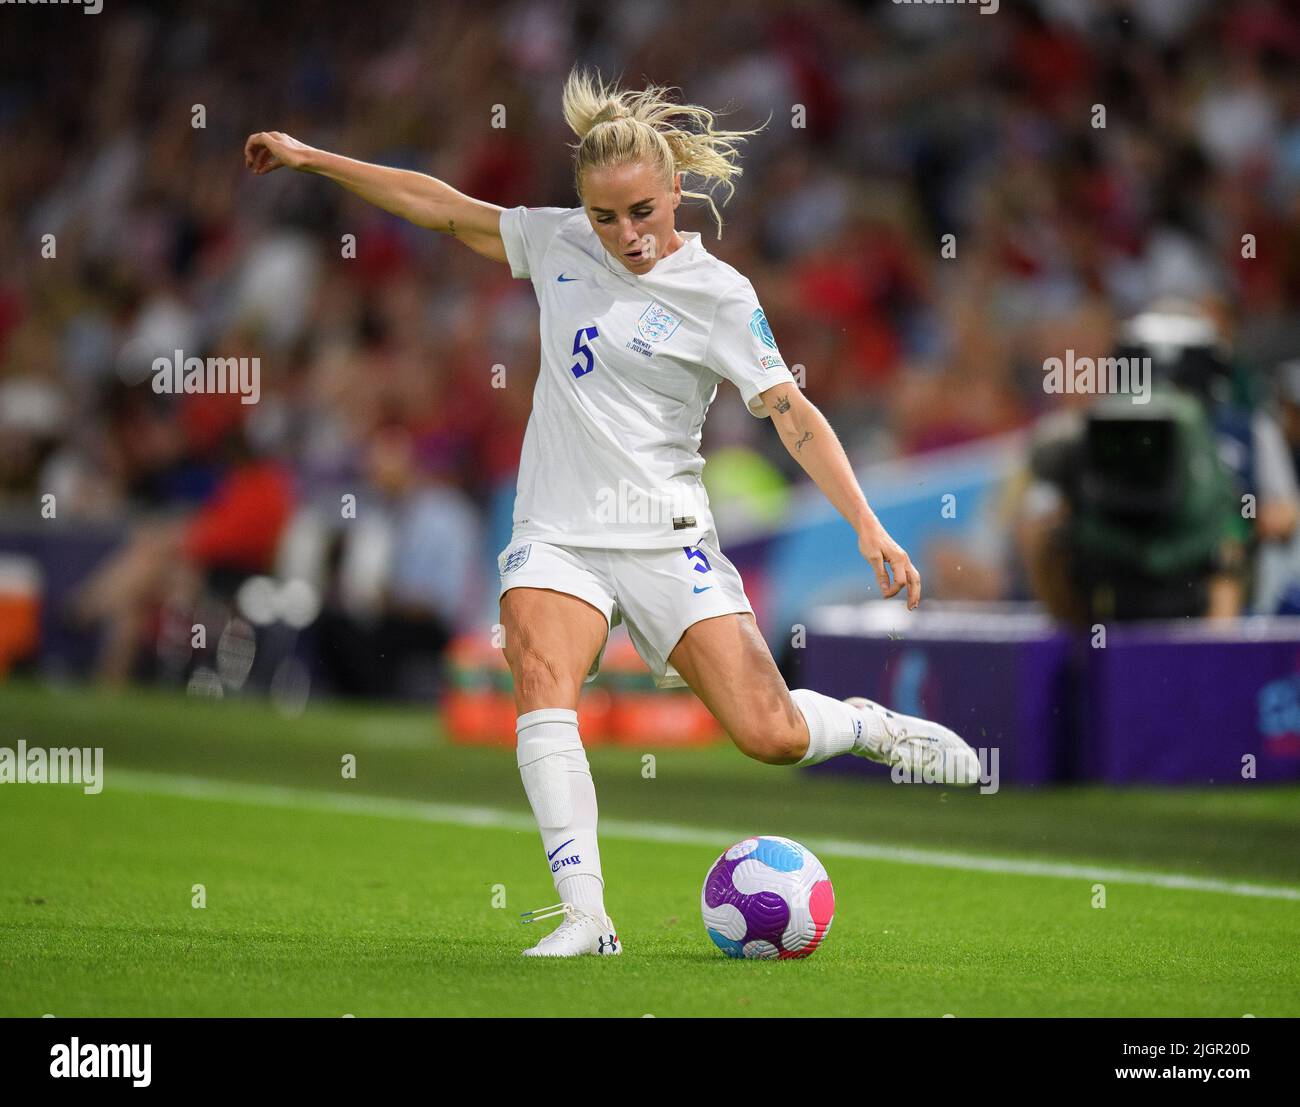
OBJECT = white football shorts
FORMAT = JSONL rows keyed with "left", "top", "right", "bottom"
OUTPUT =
{"left": 496, "top": 532, "right": 754, "bottom": 689}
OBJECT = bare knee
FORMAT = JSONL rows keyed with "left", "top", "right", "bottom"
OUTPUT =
{"left": 504, "top": 642, "right": 574, "bottom": 709}
{"left": 499, "top": 589, "right": 608, "bottom": 712}
{"left": 502, "top": 610, "right": 583, "bottom": 710}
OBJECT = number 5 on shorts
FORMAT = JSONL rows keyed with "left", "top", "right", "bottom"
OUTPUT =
{"left": 684, "top": 546, "right": 711, "bottom": 573}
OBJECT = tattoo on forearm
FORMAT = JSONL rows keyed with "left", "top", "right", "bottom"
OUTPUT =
{"left": 447, "top": 218, "right": 457, "bottom": 237}
{"left": 775, "top": 393, "right": 791, "bottom": 414}
{"left": 795, "top": 431, "right": 813, "bottom": 452}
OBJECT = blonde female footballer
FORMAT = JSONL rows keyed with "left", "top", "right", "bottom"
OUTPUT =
{"left": 244, "top": 68, "right": 979, "bottom": 958}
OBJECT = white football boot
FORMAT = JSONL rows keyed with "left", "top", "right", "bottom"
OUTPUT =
{"left": 845, "top": 697, "right": 982, "bottom": 786}
{"left": 519, "top": 902, "right": 622, "bottom": 958}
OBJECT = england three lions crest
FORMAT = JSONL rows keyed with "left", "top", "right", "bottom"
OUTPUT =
{"left": 636, "top": 302, "right": 682, "bottom": 344}
{"left": 501, "top": 544, "right": 531, "bottom": 574}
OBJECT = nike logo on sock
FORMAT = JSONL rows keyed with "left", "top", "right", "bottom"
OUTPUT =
{"left": 546, "top": 838, "right": 575, "bottom": 861}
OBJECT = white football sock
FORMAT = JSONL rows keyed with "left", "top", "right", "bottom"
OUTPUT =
{"left": 791, "top": 688, "right": 884, "bottom": 765}
{"left": 516, "top": 708, "right": 606, "bottom": 914}
{"left": 557, "top": 873, "right": 606, "bottom": 916}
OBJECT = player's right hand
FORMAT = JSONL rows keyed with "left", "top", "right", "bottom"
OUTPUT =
{"left": 244, "top": 131, "right": 313, "bottom": 174}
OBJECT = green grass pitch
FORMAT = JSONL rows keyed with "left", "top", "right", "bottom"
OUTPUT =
{"left": 1, "top": 681, "right": 1298, "bottom": 1017}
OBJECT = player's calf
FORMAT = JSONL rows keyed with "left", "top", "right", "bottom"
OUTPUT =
{"left": 723, "top": 710, "right": 808, "bottom": 765}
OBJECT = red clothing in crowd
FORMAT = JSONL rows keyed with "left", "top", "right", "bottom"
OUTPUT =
{"left": 182, "top": 460, "right": 295, "bottom": 572}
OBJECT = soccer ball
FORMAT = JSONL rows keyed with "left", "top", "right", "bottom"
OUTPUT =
{"left": 701, "top": 835, "right": 835, "bottom": 959}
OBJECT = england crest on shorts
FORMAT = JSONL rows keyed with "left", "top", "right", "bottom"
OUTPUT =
{"left": 502, "top": 544, "right": 531, "bottom": 574}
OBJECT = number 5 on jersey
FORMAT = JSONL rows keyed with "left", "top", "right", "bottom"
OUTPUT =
{"left": 570, "top": 325, "right": 599, "bottom": 379}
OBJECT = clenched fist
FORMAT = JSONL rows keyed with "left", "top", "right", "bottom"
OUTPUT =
{"left": 244, "top": 131, "right": 314, "bottom": 174}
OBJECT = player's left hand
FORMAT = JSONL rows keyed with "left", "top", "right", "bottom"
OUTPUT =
{"left": 243, "top": 131, "right": 313, "bottom": 174}
{"left": 858, "top": 520, "right": 921, "bottom": 610}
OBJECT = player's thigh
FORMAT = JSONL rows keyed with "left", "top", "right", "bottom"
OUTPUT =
{"left": 668, "top": 612, "right": 805, "bottom": 764}
{"left": 499, "top": 587, "right": 609, "bottom": 710}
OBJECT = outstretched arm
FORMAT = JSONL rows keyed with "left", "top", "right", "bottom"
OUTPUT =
{"left": 759, "top": 383, "right": 921, "bottom": 609}
{"left": 243, "top": 131, "right": 508, "bottom": 263}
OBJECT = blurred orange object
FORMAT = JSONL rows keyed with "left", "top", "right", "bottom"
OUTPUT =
{"left": 601, "top": 635, "right": 721, "bottom": 747}
{"left": 444, "top": 633, "right": 516, "bottom": 745}
{"left": 442, "top": 629, "right": 720, "bottom": 747}
{"left": 0, "top": 556, "right": 41, "bottom": 678}
{"left": 607, "top": 691, "right": 722, "bottom": 747}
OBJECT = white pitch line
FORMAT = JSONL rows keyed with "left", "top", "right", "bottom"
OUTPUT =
{"left": 106, "top": 769, "right": 1300, "bottom": 903}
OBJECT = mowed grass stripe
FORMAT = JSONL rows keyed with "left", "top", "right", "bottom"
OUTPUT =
{"left": 107, "top": 768, "right": 1300, "bottom": 902}
{"left": 4, "top": 779, "right": 1298, "bottom": 1016}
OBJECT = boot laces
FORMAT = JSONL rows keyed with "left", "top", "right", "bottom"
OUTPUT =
{"left": 520, "top": 901, "right": 602, "bottom": 930}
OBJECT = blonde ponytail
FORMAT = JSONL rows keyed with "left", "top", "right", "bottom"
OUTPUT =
{"left": 561, "top": 66, "right": 768, "bottom": 239}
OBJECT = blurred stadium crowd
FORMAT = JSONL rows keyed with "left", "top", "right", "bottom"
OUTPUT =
{"left": 3, "top": 0, "right": 1300, "bottom": 695}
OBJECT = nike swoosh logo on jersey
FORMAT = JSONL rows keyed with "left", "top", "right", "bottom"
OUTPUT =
{"left": 556, "top": 273, "right": 581, "bottom": 282}
{"left": 693, "top": 585, "right": 712, "bottom": 594}
{"left": 546, "top": 838, "right": 575, "bottom": 860}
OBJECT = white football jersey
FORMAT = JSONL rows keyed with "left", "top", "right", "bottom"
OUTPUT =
{"left": 499, "top": 204, "right": 795, "bottom": 549}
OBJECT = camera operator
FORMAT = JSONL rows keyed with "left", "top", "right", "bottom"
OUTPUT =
{"left": 1016, "top": 302, "right": 1294, "bottom": 623}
